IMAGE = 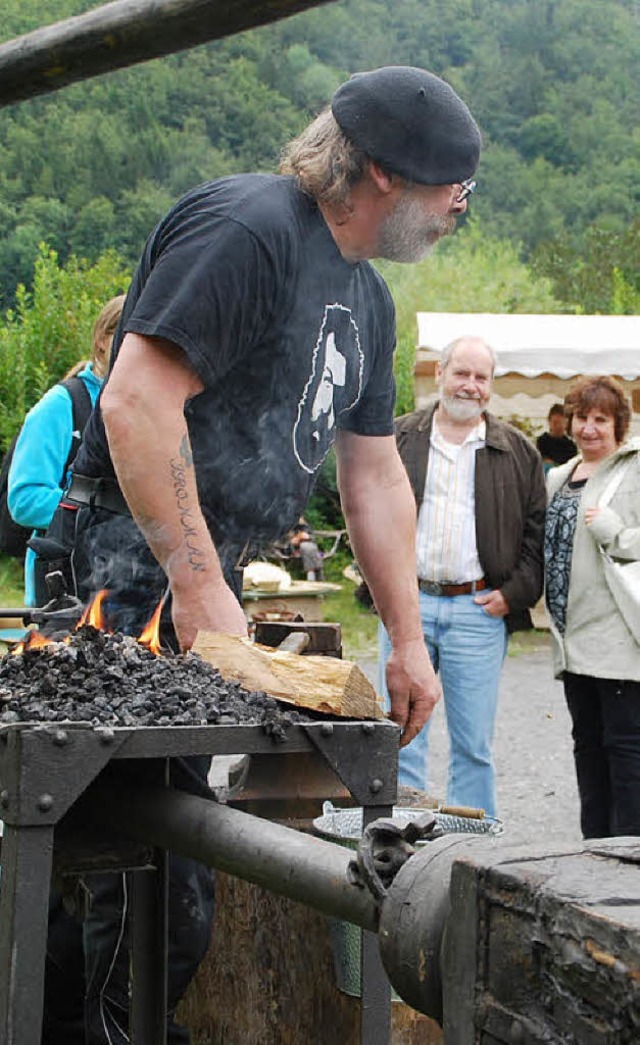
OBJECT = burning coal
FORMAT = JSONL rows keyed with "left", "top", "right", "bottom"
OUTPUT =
{"left": 0, "top": 623, "right": 309, "bottom": 740}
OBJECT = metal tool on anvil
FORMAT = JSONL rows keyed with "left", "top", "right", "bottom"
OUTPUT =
{"left": 0, "top": 569, "right": 84, "bottom": 634}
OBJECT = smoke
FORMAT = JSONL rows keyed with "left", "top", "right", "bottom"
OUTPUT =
{"left": 77, "top": 513, "right": 168, "bottom": 635}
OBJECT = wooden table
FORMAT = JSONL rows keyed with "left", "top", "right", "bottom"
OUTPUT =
{"left": 242, "top": 580, "right": 342, "bottom": 622}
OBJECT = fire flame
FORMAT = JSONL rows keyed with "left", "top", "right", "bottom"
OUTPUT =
{"left": 137, "top": 599, "right": 163, "bottom": 655}
{"left": 77, "top": 589, "right": 110, "bottom": 631}
{"left": 12, "top": 630, "right": 54, "bottom": 655}
{"left": 10, "top": 589, "right": 166, "bottom": 658}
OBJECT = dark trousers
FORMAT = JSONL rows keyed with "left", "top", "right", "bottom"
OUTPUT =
{"left": 564, "top": 672, "right": 640, "bottom": 838}
{"left": 44, "top": 860, "right": 214, "bottom": 1045}
{"left": 40, "top": 500, "right": 221, "bottom": 1043}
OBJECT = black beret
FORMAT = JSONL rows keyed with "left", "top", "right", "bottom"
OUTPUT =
{"left": 331, "top": 66, "right": 481, "bottom": 185}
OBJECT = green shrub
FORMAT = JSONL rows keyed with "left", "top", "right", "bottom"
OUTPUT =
{"left": 0, "top": 245, "right": 130, "bottom": 453}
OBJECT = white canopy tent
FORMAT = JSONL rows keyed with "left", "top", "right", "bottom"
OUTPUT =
{"left": 414, "top": 312, "right": 640, "bottom": 429}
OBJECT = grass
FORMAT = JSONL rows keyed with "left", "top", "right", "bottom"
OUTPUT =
{"left": 0, "top": 556, "right": 28, "bottom": 651}
{"left": 0, "top": 556, "right": 25, "bottom": 607}
{"left": 317, "top": 551, "right": 379, "bottom": 661}
{"left": 320, "top": 585, "right": 378, "bottom": 661}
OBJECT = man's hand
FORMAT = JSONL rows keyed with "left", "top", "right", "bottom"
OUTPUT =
{"left": 474, "top": 589, "right": 509, "bottom": 617}
{"left": 385, "top": 638, "right": 442, "bottom": 747}
{"left": 585, "top": 506, "right": 601, "bottom": 525}
{"left": 171, "top": 576, "right": 248, "bottom": 652}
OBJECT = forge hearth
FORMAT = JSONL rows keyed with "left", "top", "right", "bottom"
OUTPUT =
{"left": 0, "top": 624, "right": 317, "bottom": 738}
{"left": 0, "top": 614, "right": 400, "bottom": 1044}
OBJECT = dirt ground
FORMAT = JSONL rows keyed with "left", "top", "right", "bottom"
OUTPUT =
{"left": 358, "top": 632, "right": 582, "bottom": 846}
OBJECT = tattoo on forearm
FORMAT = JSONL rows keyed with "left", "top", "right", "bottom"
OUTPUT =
{"left": 170, "top": 445, "right": 206, "bottom": 572}
{"left": 179, "top": 434, "right": 193, "bottom": 468}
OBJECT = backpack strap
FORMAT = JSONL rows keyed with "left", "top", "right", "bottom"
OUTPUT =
{"left": 59, "top": 376, "right": 93, "bottom": 478}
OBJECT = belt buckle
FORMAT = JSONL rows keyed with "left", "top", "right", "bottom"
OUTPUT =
{"left": 421, "top": 580, "right": 444, "bottom": 597}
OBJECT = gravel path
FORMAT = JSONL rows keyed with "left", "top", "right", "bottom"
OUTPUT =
{"left": 358, "top": 638, "right": 582, "bottom": 846}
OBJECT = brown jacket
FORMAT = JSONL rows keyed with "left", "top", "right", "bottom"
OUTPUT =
{"left": 396, "top": 402, "right": 546, "bottom": 632}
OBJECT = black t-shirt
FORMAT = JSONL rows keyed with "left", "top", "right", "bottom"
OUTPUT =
{"left": 76, "top": 175, "right": 396, "bottom": 549}
{"left": 536, "top": 431, "right": 577, "bottom": 466}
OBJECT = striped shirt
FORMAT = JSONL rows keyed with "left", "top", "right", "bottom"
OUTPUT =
{"left": 416, "top": 416, "right": 486, "bottom": 583}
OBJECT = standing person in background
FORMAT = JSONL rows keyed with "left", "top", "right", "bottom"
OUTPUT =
{"left": 289, "top": 518, "right": 325, "bottom": 580}
{"left": 8, "top": 295, "right": 125, "bottom": 605}
{"left": 537, "top": 403, "right": 577, "bottom": 473}
{"left": 545, "top": 376, "right": 640, "bottom": 838}
{"left": 379, "top": 336, "right": 546, "bottom": 817}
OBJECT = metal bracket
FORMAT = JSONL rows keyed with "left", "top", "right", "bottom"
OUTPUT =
{"left": 302, "top": 720, "right": 400, "bottom": 806}
{"left": 0, "top": 723, "right": 129, "bottom": 826}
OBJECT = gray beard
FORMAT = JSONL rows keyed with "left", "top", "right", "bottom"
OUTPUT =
{"left": 377, "top": 194, "right": 455, "bottom": 263}
{"left": 441, "top": 394, "right": 485, "bottom": 423}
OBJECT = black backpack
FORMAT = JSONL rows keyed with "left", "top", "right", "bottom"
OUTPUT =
{"left": 0, "top": 377, "right": 93, "bottom": 559}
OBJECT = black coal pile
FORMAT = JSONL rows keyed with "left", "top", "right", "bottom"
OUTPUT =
{"left": 0, "top": 625, "right": 313, "bottom": 741}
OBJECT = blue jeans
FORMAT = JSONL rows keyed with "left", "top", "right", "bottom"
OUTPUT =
{"left": 378, "top": 590, "right": 507, "bottom": 817}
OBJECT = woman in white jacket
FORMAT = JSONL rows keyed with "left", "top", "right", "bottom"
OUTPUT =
{"left": 545, "top": 375, "right": 640, "bottom": 838}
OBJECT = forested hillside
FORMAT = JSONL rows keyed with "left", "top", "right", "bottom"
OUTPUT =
{"left": 0, "top": 0, "right": 638, "bottom": 311}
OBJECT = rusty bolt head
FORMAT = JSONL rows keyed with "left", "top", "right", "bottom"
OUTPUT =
{"left": 53, "top": 729, "right": 68, "bottom": 746}
{"left": 0, "top": 789, "right": 9, "bottom": 809}
{"left": 361, "top": 722, "right": 375, "bottom": 735}
{"left": 369, "top": 778, "right": 384, "bottom": 793}
{"left": 320, "top": 723, "right": 334, "bottom": 737}
{"left": 37, "top": 793, "right": 53, "bottom": 812}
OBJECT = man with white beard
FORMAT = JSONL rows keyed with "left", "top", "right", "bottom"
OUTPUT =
{"left": 38, "top": 67, "right": 484, "bottom": 1044}
{"left": 378, "top": 336, "right": 546, "bottom": 817}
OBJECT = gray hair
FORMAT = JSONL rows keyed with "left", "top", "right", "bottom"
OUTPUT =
{"left": 440, "top": 336, "right": 498, "bottom": 375}
{"left": 279, "top": 106, "right": 371, "bottom": 207}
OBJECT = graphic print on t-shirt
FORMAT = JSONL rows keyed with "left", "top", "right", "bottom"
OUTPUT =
{"left": 293, "top": 303, "right": 364, "bottom": 474}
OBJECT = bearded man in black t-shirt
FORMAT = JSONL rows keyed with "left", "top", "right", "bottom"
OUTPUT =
{"left": 42, "top": 66, "right": 481, "bottom": 1043}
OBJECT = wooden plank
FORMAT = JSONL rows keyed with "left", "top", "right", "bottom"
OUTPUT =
{"left": 193, "top": 632, "right": 384, "bottom": 720}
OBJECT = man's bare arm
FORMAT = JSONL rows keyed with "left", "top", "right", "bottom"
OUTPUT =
{"left": 101, "top": 332, "right": 247, "bottom": 648}
{"left": 336, "top": 429, "right": 441, "bottom": 744}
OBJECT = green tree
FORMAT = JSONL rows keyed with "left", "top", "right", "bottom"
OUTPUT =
{"left": 69, "top": 196, "right": 117, "bottom": 260}
{"left": 532, "top": 221, "right": 640, "bottom": 313}
{"left": 0, "top": 0, "right": 638, "bottom": 302}
{"left": 377, "top": 220, "right": 561, "bottom": 415}
{"left": 0, "top": 247, "right": 131, "bottom": 453}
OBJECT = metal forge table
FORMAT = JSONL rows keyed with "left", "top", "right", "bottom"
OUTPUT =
{"left": 0, "top": 717, "right": 399, "bottom": 1045}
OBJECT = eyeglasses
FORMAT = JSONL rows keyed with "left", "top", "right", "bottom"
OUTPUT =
{"left": 456, "top": 179, "right": 477, "bottom": 203}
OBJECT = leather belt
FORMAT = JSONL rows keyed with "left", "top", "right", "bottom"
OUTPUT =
{"left": 418, "top": 577, "right": 488, "bottom": 597}
{"left": 64, "top": 474, "right": 131, "bottom": 516}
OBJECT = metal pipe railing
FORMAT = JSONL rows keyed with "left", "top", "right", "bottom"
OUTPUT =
{"left": 97, "top": 780, "right": 381, "bottom": 933}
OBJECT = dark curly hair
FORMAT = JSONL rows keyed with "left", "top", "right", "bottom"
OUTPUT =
{"left": 564, "top": 375, "right": 631, "bottom": 444}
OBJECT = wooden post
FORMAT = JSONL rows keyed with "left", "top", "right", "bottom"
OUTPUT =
{"left": 0, "top": 0, "right": 337, "bottom": 109}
